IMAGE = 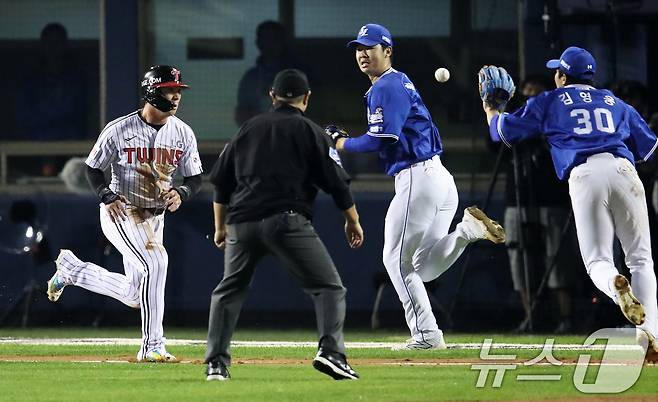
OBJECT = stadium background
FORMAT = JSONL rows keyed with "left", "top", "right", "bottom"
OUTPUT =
{"left": 0, "top": 0, "right": 656, "bottom": 333}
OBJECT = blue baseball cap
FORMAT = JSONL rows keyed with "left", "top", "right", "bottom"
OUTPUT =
{"left": 546, "top": 46, "right": 596, "bottom": 79}
{"left": 347, "top": 24, "right": 393, "bottom": 48}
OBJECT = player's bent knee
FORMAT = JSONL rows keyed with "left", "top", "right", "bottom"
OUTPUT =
{"left": 127, "top": 301, "right": 141, "bottom": 309}
{"left": 327, "top": 284, "right": 347, "bottom": 296}
{"left": 585, "top": 258, "right": 615, "bottom": 275}
{"left": 125, "top": 298, "right": 141, "bottom": 309}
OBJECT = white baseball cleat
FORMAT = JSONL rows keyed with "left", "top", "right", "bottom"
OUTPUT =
{"left": 613, "top": 274, "right": 645, "bottom": 326}
{"left": 463, "top": 206, "right": 505, "bottom": 244}
{"left": 46, "top": 250, "right": 71, "bottom": 302}
{"left": 137, "top": 348, "right": 178, "bottom": 363}
{"left": 645, "top": 332, "right": 658, "bottom": 364}
{"left": 637, "top": 329, "right": 658, "bottom": 364}
{"left": 391, "top": 336, "right": 447, "bottom": 351}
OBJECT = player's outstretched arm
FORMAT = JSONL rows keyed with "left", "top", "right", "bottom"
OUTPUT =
{"left": 482, "top": 101, "right": 501, "bottom": 126}
{"left": 325, "top": 125, "right": 351, "bottom": 148}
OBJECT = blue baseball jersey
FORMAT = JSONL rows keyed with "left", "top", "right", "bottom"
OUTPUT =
{"left": 365, "top": 68, "right": 443, "bottom": 176}
{"left": 492, "top": 84, "right": 658, "bottom": 180}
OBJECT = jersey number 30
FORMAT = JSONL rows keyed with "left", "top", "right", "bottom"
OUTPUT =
{"left": 570, "top": 108, "right": 615, "bottom": 135}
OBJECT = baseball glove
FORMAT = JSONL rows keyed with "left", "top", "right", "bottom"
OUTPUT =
{"left": 478, "top": 65, "right": 516, "bottom": 111}
{"left": 325, "top": 125, "right": 350, "bottom": 145}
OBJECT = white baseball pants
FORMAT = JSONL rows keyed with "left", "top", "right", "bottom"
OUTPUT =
{"left": 55, "top": 205, "right": 169, "bottom": 357}
{"left": 383, "top": 155, "right": 482, "bottom": 342}
{"left": 569, "top": 153, "right": 658, "bottom": 338}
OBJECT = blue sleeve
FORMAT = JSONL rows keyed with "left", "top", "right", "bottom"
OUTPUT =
{"left": 366, "top": 82, "right": 411, "bottom": 140}
{"left": 625, "top": 105, "right": 658, "bottom": 162}
{"left": 495, "top": 96, "right": 545, "bottom": 147}
{"left": 343, "top": 134, "right": 394, "bottom": 153}
{"left": 489, "top": 115, "right": 502, "bottom": 142}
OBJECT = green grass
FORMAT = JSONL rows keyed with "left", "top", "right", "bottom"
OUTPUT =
{"left": 0, "top": 328, "right": 655, "bottom": 401}
{"left": 1, "top": 362, "right": 657, "bottom": 402}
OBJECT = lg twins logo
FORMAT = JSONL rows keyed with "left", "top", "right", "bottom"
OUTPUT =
{"left": 171, "top": 68, "right": 181, "bottom": 82}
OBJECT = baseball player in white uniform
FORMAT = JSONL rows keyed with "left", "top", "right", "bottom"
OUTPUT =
{"left": 482, "top": 47, "right": 658, "bottom": 361}
{"left": 328, "top": 24, "right": 506, "bottom": 350}
{"left": 46, "top": 65, "right": 203, "bottom": 362}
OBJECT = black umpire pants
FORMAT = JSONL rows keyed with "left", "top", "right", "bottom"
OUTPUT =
{"left": 205, "top": 211, "right": 347, "bottom": 366}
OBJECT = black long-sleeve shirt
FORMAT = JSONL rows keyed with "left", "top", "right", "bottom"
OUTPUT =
{"left": 210, "top": 103, "right": 354, "bottom": 224}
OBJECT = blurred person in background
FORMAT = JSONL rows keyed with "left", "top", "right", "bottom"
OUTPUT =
{"left": 15, "top": 23, "right": 87, "bottom": 141}
{"left": 500, "top": 75, "right": 577, "bottom": 333}
{"left": 234, "top": 20, "right": 302, "bottom": 126}
{"left": 14, "top": 23, "right": 88, "bottom": 177}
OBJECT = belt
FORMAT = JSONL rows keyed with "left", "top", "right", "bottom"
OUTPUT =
{"left": 395, "top": 155, "right": 441, "bottom": 175}
{"left": 144, "top": 207, "right": 167, "bottom": 216}
{"left": 410, "top": 154, "right": 440, "bottom": 168}
{"left": 130, "top": 206, "right": 166, "bottom": 216}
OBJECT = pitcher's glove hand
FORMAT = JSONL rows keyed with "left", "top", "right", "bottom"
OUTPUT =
{"left": 478, "top": 65, "right": 516, "bottom": 111}
{"left": 324, "top": 125, "right": 350, "bottom": 146}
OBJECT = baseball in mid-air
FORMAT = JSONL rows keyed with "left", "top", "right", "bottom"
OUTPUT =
{"left": 434, "top": 67, "right": 450, "bottom": 83}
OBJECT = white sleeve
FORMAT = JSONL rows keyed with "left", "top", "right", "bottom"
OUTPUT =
{"left": 86, "top": 124, "right": 119, "bottom": 170}
{"left": 178, "top": 130, "right": 203, "bottom": 176}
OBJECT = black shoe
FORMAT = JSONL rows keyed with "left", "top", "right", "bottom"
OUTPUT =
{"left": 312, "top": 349, "right": 359, "bottom": 380}
{"left": 206, "top": 361, "right": 230, "bottom": 381}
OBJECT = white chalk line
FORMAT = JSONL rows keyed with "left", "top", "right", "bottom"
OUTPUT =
{"left": 0, "top": 338, "right": 642, "bottom": 351}
{"left": 0, "top": 359, "right": 648, "bottom": 367}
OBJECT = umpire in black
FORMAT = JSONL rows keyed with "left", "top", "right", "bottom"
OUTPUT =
{"left": 205, "top": 69, "right": 363, "bottom": 381}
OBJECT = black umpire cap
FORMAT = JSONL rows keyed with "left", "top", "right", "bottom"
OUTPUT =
{"left": 272, "top": 69, "right": 310, "bottom": 98}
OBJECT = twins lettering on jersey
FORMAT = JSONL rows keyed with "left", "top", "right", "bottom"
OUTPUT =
{"left": 123, "top": 147, "right": 184, "bottom": 166}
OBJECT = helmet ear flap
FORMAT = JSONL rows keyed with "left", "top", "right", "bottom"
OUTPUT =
{"left": 144, "top": 86, "right": 175, "bottom": 112}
